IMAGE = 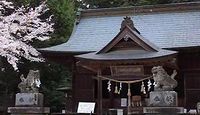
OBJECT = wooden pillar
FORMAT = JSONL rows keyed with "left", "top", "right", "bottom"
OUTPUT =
{"left": 97, "top": 70, "right": 102, "bottom": 115}
{"left": 127, "top": 83, "right": 131, "bottom": 115}
{"left": 72, "top": 58, "right": 76, "bottom": 112}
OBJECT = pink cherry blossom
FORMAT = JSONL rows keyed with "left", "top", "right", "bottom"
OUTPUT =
{"left": 0, "top": 0, "right": 54, "bottom": 70}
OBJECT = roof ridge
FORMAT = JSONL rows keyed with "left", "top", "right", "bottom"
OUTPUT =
{"left": 79, "top": 2, "right": 200, "bottom": 17}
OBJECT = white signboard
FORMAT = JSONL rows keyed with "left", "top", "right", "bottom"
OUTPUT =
{"left": 77, "top": 102, "right": 95, "bottom": 113}
{"left": 121, "top": 98, "right": 127, "bottom": 107}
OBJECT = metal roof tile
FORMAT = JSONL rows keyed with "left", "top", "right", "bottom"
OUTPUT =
{"left": 41, "top": 10, "right": 200, "bottom": 52}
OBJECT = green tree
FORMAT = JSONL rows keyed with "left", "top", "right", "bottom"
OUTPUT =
{"left": 11, "top": 0, "right": 75, "bottom": 47}
{"left": 33, "top": 0, "right": 75, "bottom": 47}
{"left": 0, "top": 0, "right": 75, "bottom": 113}
{"left": 20, "top": 0, "right": 74, "bottom": 112}
{"left": 11, "top": 0, "right": 40, "bottom": 7}
{"left": 0, "top": 59, "right": 19, "bottom": 115}
{"left": 23, "top": 0, "right": 74, "bottom": 112}
{"left": 77, "top": 0, "right": 200, "bottom": 8}
{"left": 40, "top": 62, "right": 72, "bottom": 112}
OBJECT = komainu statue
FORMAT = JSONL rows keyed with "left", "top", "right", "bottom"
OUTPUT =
{"left": 152, "top": 66, "right": 177, "bottom": 91}
{"left": 18, "top": 70, "right": 41, "bottom": 93}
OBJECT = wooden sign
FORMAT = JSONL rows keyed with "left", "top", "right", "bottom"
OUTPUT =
{"left": 77, "top": 102, "right": 95, "bottom": 113}
{"left": 110, "top": 65, "right": 144, "bottom": 76}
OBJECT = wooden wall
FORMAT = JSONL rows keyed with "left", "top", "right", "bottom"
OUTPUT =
{"left": 73, "top": 66, "right": 96, "bottom": 111}
{"left": 178, "top": 50, "right": 200, "bottom": 109}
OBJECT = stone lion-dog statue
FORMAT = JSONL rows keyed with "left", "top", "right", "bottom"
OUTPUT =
{"left": 18, "top": 70, "right": 41, "bottom": 93}
{"left": 152, "top": 66, "right": 177, "bottom": 91}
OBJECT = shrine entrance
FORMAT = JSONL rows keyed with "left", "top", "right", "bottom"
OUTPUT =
{"left": 76, "top": 58, "right": 177, "bottom": 115}
{"left": 75, "top": 17, "right": 178, "bottom": 115}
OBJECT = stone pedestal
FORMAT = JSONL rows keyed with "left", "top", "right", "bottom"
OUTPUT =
{"left": 8, "top": 107, "right": 50, "bottom": 115}
{"left": 143, "top": 107, "right": 184, "bottom": 114}
{"left": 15, "top": 93, "right": 43, "bottom": 106}
{"left": 143, "top": 91, "right": 184, "bottom": 114}
{"left": 8, "top": 93, "right": 49, "bottom": 115}
{"left": 149, "top": 91, "right": 177, "bottom": 106}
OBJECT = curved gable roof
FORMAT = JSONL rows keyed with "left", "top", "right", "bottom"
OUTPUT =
{"left": 40, "top": 2, "right": 200, "bottom": 53}
{"left": 97, "top": 24, "right": 159, "bottom": 54}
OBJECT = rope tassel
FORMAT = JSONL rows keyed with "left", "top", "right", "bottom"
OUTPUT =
{"left": 141, "top": 81, "right": 146, "bottom": 94}
{"left": 114, "top": 84, "right": 118, "bottom": 94}
{"left": 127, "top": 83, "right": 131, "bottom": 107}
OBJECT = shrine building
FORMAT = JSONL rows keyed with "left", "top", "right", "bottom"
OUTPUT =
{"left": 40, "top": 2, "right": 200, "bottom": 115}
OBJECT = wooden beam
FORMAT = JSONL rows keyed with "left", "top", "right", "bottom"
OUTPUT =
{"left": 77, "top": 54, "right": 177, "bottom": 67}
{"left": 76, "top": 61, "right": 99, "bottom": 72}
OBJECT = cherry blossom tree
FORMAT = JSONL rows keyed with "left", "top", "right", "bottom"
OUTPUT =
{"left": 0, "top": 0, "right": 54, "bottom": 70}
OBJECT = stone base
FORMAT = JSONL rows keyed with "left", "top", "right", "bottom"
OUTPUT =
{"left": 7, "top": 107, "right": 50, "bottom": 115}
{"left": 15, "top": 93, "right": 43, "bottom": 106}
{"left": 143, "top": 107, "right": 184, "bottom": 114}
{"left": 149, "top": 91, "right": 177, "bottom": 106}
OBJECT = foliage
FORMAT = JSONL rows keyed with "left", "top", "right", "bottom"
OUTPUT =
{"left": 11, "top": 0, "right": 40, "bottom": 7}
{"left": 46, "top": 0, "right": 75, "bottom": 46}
{"left": 0, "top": 59, "right": 20, "bottom": 114}
{"left": 0, "top": 59, "right": 19, "bottom": 96}
{"left": 0, "top": 0, "right": 74, "bottom": 113}
{"left": 33, "top": 0, "right": 74, "bottom": 111}
{"left": 40, "top": 63, "right": 72, "bottom": 112}
{"left": 76, "top": 0, "right": 200, "bottom": 8}
{"left": 12, "top": 0, "right": 76, "bottom": 47}
{"left": 29, "top": 0, "right": 75, "bottom": 48}
{"left": 0, "top": 0, "right": 54, "bottom": 70}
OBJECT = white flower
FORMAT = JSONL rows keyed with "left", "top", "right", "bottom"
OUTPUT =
{"left": 0, "top": 0, "right": 54, "bottom": 70}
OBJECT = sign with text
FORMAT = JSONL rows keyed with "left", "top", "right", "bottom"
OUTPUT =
{"left": 121, "top": 98, "right": 127, "bottom": 107}
{"left": 77, "top": 102, "right": 95, "bottom": 113}
{"left": 110, "top": 65, "right": 144, "bottom": 76}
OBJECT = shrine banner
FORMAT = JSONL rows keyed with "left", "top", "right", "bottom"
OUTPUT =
{"left": 110, "top": 65, "right": 144, "bottom": 76}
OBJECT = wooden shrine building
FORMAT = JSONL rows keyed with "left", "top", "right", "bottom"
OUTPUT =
{"left": 40, "top": 2, "right": 200, "bottom": 114}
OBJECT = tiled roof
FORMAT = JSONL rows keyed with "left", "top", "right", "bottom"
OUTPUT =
{"left": 40, "top": 2, "right": 200, "bottom": 53}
